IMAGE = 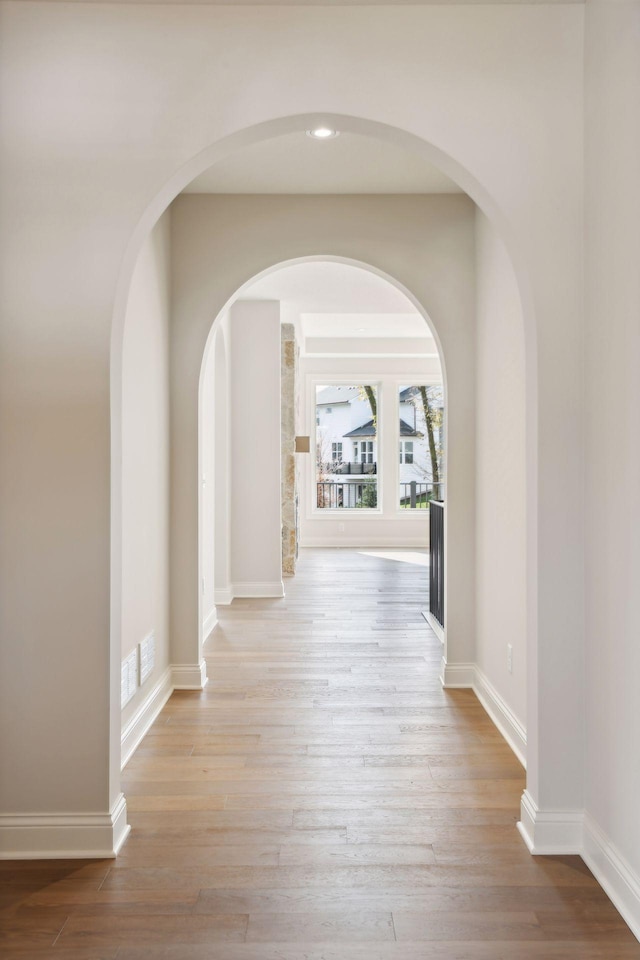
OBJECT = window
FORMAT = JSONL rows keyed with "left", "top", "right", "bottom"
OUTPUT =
{"left": 399, "top": 441, "right": 414, "bottom": 464}
{"left": 355, "top": 440, "right": 374, "bottom": 464}
{"left": 398, "top": 384, "right": 445, "bottom": 509}
{"left": 315, "top": 383, "right": 378, "bottom": 509}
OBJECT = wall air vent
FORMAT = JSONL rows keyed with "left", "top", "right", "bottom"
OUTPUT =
{"left": 121, "top": 650, "right": 138, "bottom": 708}
{"left": 139, "top": 632, "right": 155, "bottom": 685}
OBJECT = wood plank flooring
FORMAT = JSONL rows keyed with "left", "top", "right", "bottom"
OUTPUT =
{"left": 2, "top": 547, "right": 639, "bottom": 958}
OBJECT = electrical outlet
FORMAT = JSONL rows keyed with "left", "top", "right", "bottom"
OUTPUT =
{"left": 338, "top": 523, "right": 345, "bottom": 533}
{"left": 139, "top": 632, "right": 155, "bottom": 686}
{"left": 507, "top": 643, "right": 513, "bottom": 674}
{"left": 121, "top": 650, "right": 138, "bottom": 708}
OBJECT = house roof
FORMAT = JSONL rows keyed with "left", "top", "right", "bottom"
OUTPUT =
{"left": 399, "top": 386, "right": 420, "bottom": 403}
{"left": 399, "top": 385, "right": 444, "bottom": 408}
{"left": 399, "top": 419, "right": 422, "bottom": 438}
{"left": 343, "top": 418, "right": 422, "bottom": 438}
{"left": 316, "top": 386, "right": 360, "bottom": 406}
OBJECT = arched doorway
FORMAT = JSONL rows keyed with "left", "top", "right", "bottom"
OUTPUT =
{"left": 198, "top": 256, "right": 447, "bottom": 646}
{"left": 113, "top": 115, "right": 533, "bottom": 856}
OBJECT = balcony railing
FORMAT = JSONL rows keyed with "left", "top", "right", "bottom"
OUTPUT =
{"left": 315, "top": 480, "right": 445, "bottom": 510}
{"left": 399, "top": 481, "right": 445, "bottom": 508}
{"left": 320, "top": 460, "right": 377, "bottom": 475}
{"left": 429, "top": 500, "right": 445, "bottom": 628}
{"left": 317, "top": 481, "right": 377, "bottom": 509}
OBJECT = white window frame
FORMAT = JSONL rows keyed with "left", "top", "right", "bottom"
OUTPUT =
{"left": 304, "top": 375, "right": 444, "bottom": 522}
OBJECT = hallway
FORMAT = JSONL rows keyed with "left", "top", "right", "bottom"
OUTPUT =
{"left": 3, "top": 549, "right": 639, "bottom": 957}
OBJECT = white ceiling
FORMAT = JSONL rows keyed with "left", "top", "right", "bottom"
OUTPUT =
{"left": 302, "top": 314, "right": 430, "bottom": 339}
{"left": 242, "top": 261, "right": 434, "bottom": 344}
{"left": 244, "top": 261, "right": 418, "bottom": 315}
{"left": 184, "top": 131, "right": 461, "bottom": 196}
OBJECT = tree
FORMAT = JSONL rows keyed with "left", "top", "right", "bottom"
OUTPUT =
{"left": 355, "top": 384, "right": 378, "bottom": 428}
{"left": 413, "top": 386, "right": 443, "bottom": 497}
{"left": 315, "top": 428, "right": 334, "bottom": 507}
{"left": 362, "top": 385, "right": 377, "bottom": 426}
{"left": 357, "top": 483, "right": 378, "bottom": 509}
{"left": 316, "top": 428, "right": 332, "bottom": 479}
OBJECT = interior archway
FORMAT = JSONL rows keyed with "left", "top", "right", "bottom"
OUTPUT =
{"left": 197, "top": 255, "right": 448, "bottom": 658}
{"left": 113, "top": 115, "right": 532, "bottom": 848}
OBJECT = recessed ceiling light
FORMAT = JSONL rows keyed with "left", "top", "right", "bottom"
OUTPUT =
{"left": 306, "top": 127, "right": 339, "bottom": 140}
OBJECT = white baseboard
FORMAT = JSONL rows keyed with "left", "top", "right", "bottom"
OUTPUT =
{"left": 517, "top": 789, "right": 583, "bottom": 854}
{"left": 122, "top": 660, "right": 210, "bottom": 765}
{"left": 517, "top": 798, "right": 640, "bottom": 940}
{"left": 172, "top": 660, "right": 208, "bottom": 690}
{"left": 440, "top": 659, "right": 476, "bottom": 687}
{"left": 121, "top": 667, "right": 173, "bottom": 769}
{"left": 440, "top": 660, "right": 526, "bottom": 768}
{"left": 423, "top": 610, "right": 444, "bottom": 643}
{"left": 213, "top": 586, "right": 234, "bottom": 605}
{"left": 473, "top": 666, "right": 527, "bottom": 768}
{"left": 0, "top": 793, "right": 130, "bottom": 860}
{"left": 583, "top": 814, "right": 640, "bottom": 942}
{"left": 232, "top": 581, "right": 285, "bottom": 598}
{"left": 202, "top": 607, "right": 218, "bottom": 642}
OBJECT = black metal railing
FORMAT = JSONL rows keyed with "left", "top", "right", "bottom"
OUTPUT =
{"left": 320, "top": 461, "right": 377, "bottom": 476}
{"left": 316, "top": 481, "right": 378, "bottom": 509}
{"left": 429, "top": 500, "right": 444, "bottom": 628}
{"left": 399, "top": 481, "right": 444, "bottom": 509}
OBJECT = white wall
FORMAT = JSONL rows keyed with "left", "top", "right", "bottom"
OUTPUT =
{"left": 300, "top": 356, "right": 439, "bottom": 548}
{"left": 0, "top": 1, "right": 584, "bottom": 856}
{"left": 170, "top": 193, "right": 477, "bottom": 674}
{"left": 213, "top": 314, "right": 232, "bottom": 603}
{"left": 584, "top": 0, "right": 640, "bottom": 923}
{"left": 199, "top": 314, "right": 233, "bottom": 615}
{"left": 200, "top": 330, "right": 217, "bottom": 637}
{"left": 120, "top": 212, "right": 171, "bottom": 730}
{"left": 475, "top": 210, "right": 527, "bottom": 742}
{"left": 305, "top": 336, "right": 434, "bottom": 358}
{"left": 229, "top": 300, "right": 283, "bottom": 596}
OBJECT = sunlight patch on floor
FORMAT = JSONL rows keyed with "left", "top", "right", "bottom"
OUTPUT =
{"left": 359, "top": 549, "right": 429, "bottom": 566}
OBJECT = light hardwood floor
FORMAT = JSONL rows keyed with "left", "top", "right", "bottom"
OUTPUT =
{"left": 2, "top": 548, "right": 639, "bottom": 958}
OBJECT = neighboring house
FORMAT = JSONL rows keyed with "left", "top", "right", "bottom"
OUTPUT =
{"left": 315, "top": 385, "right": 443, "bottom": 507}
{"left": 316, "top": 386, "right": 379, "bottom": 471}
{"left": 397, "top": 386, "right": 444, "bottom": 487}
